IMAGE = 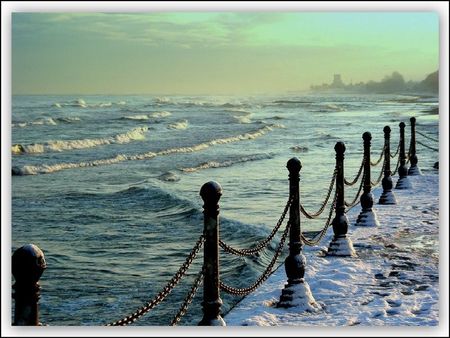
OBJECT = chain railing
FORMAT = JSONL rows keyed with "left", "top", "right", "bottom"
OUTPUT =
{"left": 219, "top": 197, "right": 292, "bottom": 256}
{"left": 170, "top": 268, "right": 204, "bottom": 326}
{"left": 107, "top": 234, "right": 205, "bottom": 326}
{"left": 13, "top": 116, "right": 439, "bottom": 327}
{"left": 219, "top": 221, "right": 291, "bottom": 296}
{"left": 344, "top": 158, "right": 364, "bottom": 186}
{"left": 416, "top": 130, "right": 439, "bottom": 143}
{"left": 390, "top": 142, "right": 400, "bottom": 158}
{"left": 301, "top": 191, "right": 337, "bottom": 246}
{"left": 371, "top": 157, "right": 386, "bottom": 187}
{"left": 345, "top": 170, "right": 366, "bottom": 208}
{"left": 416, "top": 139, "right": 439, "bottom": 152}
{"left": 301, "top": 167, "right": 337, "bottom": 218}
{"left": 370, "top": 145, "right": 385, "bottom": 166}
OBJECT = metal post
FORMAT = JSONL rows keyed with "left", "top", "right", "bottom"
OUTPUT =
{"left": 327, "top": 142, "right": 356, "bottom": 256}
{"left": 379, "top": 126, "right": 397, "bottom": 204}
{"left": 198, "top": 181, "right": 225, "bottom": 326}
{"left": 12, "top": 244, "right": 46, "bottom": 326}
{"left": 278, "top": 158, "right": 319, "bottom": 310}
{"left": 408, "top": 117, "right": 422, "bottom": 175}
{"left": 395, "top": 122, "right": 412, "bottom": 189}
{"left": 356, "top": 132, "right": 380, "bottom": 226}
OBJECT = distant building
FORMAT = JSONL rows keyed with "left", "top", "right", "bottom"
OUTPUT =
{"left": 331, "top": 74, "right": 344, "bottom": 88}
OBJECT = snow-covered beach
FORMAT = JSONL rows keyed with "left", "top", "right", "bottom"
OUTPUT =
{"left": 225, "top": 173, "right": 441, "bottom": 328}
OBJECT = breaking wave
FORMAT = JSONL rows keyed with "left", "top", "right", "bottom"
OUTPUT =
{"left": 168, "top": 119, "right": 188, "bottom": 130}
{"left": 122, "top": 111, "right": 172, "bottom": 120}
{"left": 181, "top": 153, "right": 273, "bottom": 173}
{"left": 53, "top": 99, "right": 127, "bottom": 109}
{"left": 12, "top": 117, "right": 81, "bottom": 128}
{"left": 12, "top": 127, "right": 148, "bottom": 154}
{"left": 12, "top": 124, "right": 282, "bottom": 175}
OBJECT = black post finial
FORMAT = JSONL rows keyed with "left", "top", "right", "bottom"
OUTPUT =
{"left": 12, "top": 244, "right": 46, "bottom": 326}
{"left": 198, "top": 181, "right": 225, "bottom": 326}
{"left": 356, "top": 132, "right": 380, "bottom": 226}
{"left": 327, "top": 142, "right": 356, "bottom": 256}
{"left": 379, "top": 126, "right": 397, "bottom": 204}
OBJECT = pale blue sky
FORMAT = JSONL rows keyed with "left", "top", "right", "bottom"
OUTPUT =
{"left": 12, "top": 12, "right": 439, "bottom": 95}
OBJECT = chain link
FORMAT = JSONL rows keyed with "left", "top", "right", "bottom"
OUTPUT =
{"left": 416, "top": 139, "right": 439, "bottom": 152}
{"left": 219, "top": 220, "right": 291, "bottom": 296}
{"left": 219, "top": 198, "right": 292, "bottom": 256}
{"left": 301, "top": 167, "right": 337, "bottom": 218}
{"left": 391, "top": 155, "right": 401, "bottom": 176}
{"left": 344, "top": 169, "right": 366, "bottom": 208}
{"left": 106, "top": 235, "right": 205, "bottom": 326}
{"left": 416, "top": 130, "right": 439, "bottom": 143}
{"left": 170, "top": 268, "right": 204, "bottom": 326}
{"left": 344, "top": 158, "right": 364, "bottom": 186}
{"left": 371, "top": 158, "right": 385, "bottom": 186}
{"left": 370, "top": 145, "right": 385, "bottom": 166}
{"left": 301, "top": 190, "right": 337, "bottom": 246}
{"left": 390, "top": 142, "right": 400, "bottom": 158}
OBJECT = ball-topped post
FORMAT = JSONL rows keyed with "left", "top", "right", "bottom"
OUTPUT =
{"left": 12, "top": 244, "right": 46, "bottom": 326}
{"left": 395, "top": 122, "right": 412, "bottom": 189}
{"left": 379, "top": 126, "right": 397, "bottom": 204}
{"left": 327, "top": 142, "right": 356, "bottom": 256}
{"left": 355, "top": 132, "right": 380, "bottom": 226}
{"left": 408, "top": 117, "right": 422, "bottom": 175}
{"left": 198, "top": 181, "right": 226, "bottom": 326}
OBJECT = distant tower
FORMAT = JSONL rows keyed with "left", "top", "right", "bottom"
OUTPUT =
{"left": 332, "top": 74, "right": 344, "bottom": 88}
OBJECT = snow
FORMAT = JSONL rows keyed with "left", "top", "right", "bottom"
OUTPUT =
{"left": 224, "top": 173, "right": 440, "bottom": 328}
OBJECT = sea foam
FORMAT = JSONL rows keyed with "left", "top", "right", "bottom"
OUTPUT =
{"left": 12, "top": 126, "right": 148, "bottom": 154}
{"left": 12, "top": 124, "right": 281, "bottom": 175}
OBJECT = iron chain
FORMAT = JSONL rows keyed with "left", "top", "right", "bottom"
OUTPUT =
{"left": 219, "top": 197, "right": 292, "bottom": 256}
{"left": 416, "top": 130, "right": 439, "bottom": 143}
{"left": 390, "top": 143, "right": 400, "bottom": 158}
{"left": 371, "top": 158, "right": 385, "bottom": 187}
{"left": 370, "top": 145, "right": 385, "bottom": 166}
{"left": 301, "top": 190, "right": 337, "bottom": 246}
{"left": 344, "top": 169, "right": 365, "bottom": 208}
{"left": 344, "top": 158, "right": 364, "bottom": 186}
{"left": 301, "top": 167, "right": 337, "bottom": 218}
{"left": 170, "top": 268, "right": 204, "bottom": 326}
{"left": 416, "top": 139, "right": 439, "bottom": 152}
{"left": 106, "top": 234, "right": 205, "bottom": 326}
{"left": 219, "top": 220, "right": 291, "bottom": 296}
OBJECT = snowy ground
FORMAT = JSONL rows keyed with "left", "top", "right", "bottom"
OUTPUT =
{"left": 225, "top": 173, "right": 441, "bottom": 327}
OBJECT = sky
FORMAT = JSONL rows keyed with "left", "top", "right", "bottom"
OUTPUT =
{"left": 11, "top": 12, "right": 439, "bottom": 95}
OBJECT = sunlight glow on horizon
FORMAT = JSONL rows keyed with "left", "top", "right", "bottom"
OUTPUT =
{"left": 12, "top": 12, "right": 439, "bottom": 95}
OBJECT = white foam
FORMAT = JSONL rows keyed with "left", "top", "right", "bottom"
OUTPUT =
{"left": 13, "top": 125, "right": 281, "bottom": 175}
{"left": 181, "top": 153, "right": 273, "bottom": 173}
{"left": 12, "top": 126, "right": 148, "bottom": 154}
{"left": 167, "top": 119, "right": 188, "bottom": 130}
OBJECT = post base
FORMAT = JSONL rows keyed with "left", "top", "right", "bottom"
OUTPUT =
{"left": 327, "top": 235, "right": 356, "bottom": 257}
{"left": 395, "top": 176, "right": 412, "bottom": 189}
{"left": 408, "top": 165, "right": 422, "bottom": 176}
{"left": 355, "top": 209, "right": 380, "bottom": 227}
{"left": 198, "top": 316, "right": 226, "bottom": 326}
{"left": 378, "top": 190, "right": 397, "bottom": 205}
{"left": 277, "top": 279, "right": 321, "bottom": 311}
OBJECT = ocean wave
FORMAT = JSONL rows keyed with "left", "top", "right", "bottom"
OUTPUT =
{"left": 12, "top": 126, "right": 148, "bottom": 154}
{"left": 53, "top": 98, "right": 127, "bottom": 109}
{"left": 158, "top": 171, "right": 181, "bottom": 182}
{"left": 181, "top": 153, "right": 273, "bottom": 173}
{"left": 12, "top": 117, "right": 81, "bottom": 128}
{"left": 232, "top": 115, "right": 252, "bottom": 124}
{"left": 122, "top": 111, "right": 172, "bottom": 121}
{"left": 12, "top": 124, "right": 282, "bottom": 175}
{"left": 290, "top": 145, "right": 309, "bottom": 153}
{"left": 168, "top": 119, "right": 188, "bottom": 130}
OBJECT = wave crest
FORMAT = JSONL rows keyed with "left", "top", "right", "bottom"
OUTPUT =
{"left": 12, "top": 126, "right": 148, "bottom": 154}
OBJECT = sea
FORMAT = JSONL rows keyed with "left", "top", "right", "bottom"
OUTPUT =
{"left": 11, "top": 93, "right": 439, "bottom": 325}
